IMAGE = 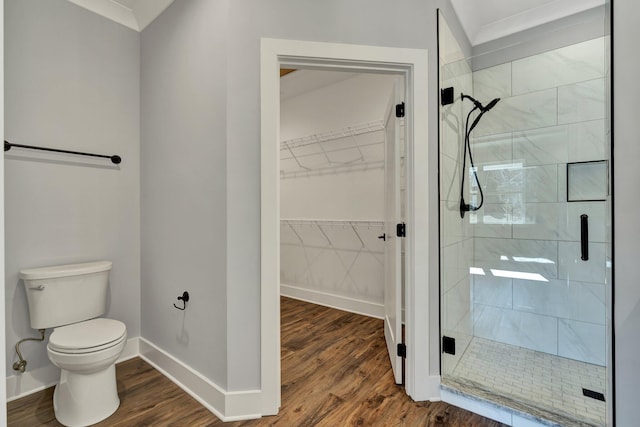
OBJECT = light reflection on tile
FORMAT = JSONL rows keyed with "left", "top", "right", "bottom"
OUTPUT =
{"left": 475, "top": 237, "right": 558, "bottom": 278}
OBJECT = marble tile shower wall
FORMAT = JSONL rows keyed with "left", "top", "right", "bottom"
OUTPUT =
{"left": 470, "top": 37, "right": 607, "bottom": 366}
{"left": 439, "top": 13, "right": 475, "bottom": 375}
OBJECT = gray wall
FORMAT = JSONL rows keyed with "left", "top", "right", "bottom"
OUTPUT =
{"left": 229, "top": 0, "right": 467, "bottom": 391}
{"left": 4, "top": 0, "right": 140, "bottom": 374}
{"left": 140, "top": 0, "right": 465, "bottom": 391}
{"left": 613, "top": 0, "right": 640, "bottom": 425}
{"left": 140, "top": 0, "right": 229, "bottom": 387}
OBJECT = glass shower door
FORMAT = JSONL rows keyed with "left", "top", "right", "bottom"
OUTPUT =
{"left": 438, "top": 8, "right": 611, "bottom": 427}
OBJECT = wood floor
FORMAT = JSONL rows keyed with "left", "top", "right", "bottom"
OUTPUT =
{"left": 8, "top": 297, "right": 505, "bottom": 426}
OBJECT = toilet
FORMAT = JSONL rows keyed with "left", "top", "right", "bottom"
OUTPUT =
{"left": 19, "top": 261, "right": 127, "bottom": 427}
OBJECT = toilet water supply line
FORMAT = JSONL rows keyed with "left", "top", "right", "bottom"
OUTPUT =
{"left": 13, "top": 329, "right": 46, "bottom": 373}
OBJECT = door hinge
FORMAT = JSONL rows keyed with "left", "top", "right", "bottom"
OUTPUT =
{"left": 395, "top": 102, "right": 405, "bottom": 118}
{"left": 441, "top": 87, "right": 454, "bottom": 106}
{"left": 397, "top": 343, "right": 406, "bottom": 358}
{"left": 442, "top": 336, "right": 456, "bottom": 355}
{"left": 396, "top": 223, "right": 406, "bottom": 238}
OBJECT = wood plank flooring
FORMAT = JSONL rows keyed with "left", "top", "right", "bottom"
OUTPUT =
{"left": 8, "top": 297, "right": 506, "bottom": 426}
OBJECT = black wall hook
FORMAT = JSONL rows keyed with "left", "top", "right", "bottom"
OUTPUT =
{"left": 173, "top": 291, "right": 190, "bottom": 310}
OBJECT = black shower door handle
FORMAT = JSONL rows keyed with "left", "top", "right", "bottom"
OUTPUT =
{"left": 581, "top": 214, "right": 589, "bottom": 261}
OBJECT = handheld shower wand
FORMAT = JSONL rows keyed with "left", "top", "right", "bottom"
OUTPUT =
{"left": 459, "top": 93, "right": 500, "bottom": 218}
{"left": 461, "top": 93, "right": 500, "bottom": 113}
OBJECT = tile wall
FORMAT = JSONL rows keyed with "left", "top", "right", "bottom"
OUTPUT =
{"left": 469, "top": 37, "right": 608, "bottom": 366}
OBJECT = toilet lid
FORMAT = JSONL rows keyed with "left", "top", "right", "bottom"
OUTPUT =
{"left": 49, "top": 318, "right": 126, "bottom": 352}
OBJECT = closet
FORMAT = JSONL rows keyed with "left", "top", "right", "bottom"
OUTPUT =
{"left": 279, "top": 70, "right": 396, "bottom": 318}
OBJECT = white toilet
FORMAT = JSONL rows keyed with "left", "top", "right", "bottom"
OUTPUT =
{"left": 19, "top": 261, "right": 127, "bottom": 427}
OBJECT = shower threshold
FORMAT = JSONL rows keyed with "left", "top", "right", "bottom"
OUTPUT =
{"left": 441, "top": 337, "right": 606, "bottom": 427}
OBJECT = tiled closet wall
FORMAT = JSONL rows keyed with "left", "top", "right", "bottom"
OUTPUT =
{"left": 470, "top": 37, "right": 608, "bottom": 366}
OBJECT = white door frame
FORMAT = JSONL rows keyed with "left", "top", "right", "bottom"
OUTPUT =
{"left": 260, "top": 38, "right": 435, "bottom": 415}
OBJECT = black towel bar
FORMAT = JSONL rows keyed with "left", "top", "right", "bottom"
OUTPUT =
{"left": 4, "top": 140, "right": 121, "bottom": 164}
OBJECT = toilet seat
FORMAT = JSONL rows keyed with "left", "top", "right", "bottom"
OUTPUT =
{"left": 48, "top": 318, "right": 127, "bottom": 354}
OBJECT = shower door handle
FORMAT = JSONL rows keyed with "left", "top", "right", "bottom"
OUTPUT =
{"left": 378, "top": 233, "right": 386, "bottom": 241}
{"left": 580, "top": 214, "right": 589, "bottom": 261}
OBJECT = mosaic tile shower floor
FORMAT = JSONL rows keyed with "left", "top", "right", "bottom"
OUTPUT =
{"left": 447, "top": 337, "right": 606, "bottom": 426}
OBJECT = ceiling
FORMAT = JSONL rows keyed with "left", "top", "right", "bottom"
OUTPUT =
{"left": 450, "top": 0, "right": 606, "bottom": 45}
{"left": 67, "top": 0, "right": 604, "bottom": 44}
{"left": 280, "top": 70, "right": 359, "bottom": 101}
{"left": 66, "top": 0, "right": 174, "bottom": 31}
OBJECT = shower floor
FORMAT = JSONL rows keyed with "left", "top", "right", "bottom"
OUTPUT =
{"left": 445, "top": 337, "right": 607, "bottom": 427}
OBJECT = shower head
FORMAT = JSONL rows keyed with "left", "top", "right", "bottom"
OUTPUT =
{"left": 461, "top": 93, "right": 500, "bottom": 113}
{"left": 484, "top": 98, "right": 500, "bottom": 112}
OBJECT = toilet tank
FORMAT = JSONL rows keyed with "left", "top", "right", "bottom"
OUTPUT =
{"left": 19, "top": 261, "right": 112, "bottom": 330}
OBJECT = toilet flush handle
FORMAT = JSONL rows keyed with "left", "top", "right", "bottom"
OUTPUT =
{"left": 173, "top": 291, "right": 190, "bottom": 311}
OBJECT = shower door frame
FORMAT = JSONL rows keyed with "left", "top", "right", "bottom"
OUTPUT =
{"left": 260, "top": 38, "right": 435, "bottom": 415}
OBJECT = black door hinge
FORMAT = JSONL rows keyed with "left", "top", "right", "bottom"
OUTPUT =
{"left": 396, "top": 223, "right": 406, "bottom": 238}
{"left": 397, "top": 343, "right": 406, "bottom": 358}
{"left": 442, "top": 336, "right": 456, "bottom": 355}
{"left": 395, "top": 102, "right": 405, "bottom": 118}
{"left": 441, "top": 87, "right": 454, "bottom": 106}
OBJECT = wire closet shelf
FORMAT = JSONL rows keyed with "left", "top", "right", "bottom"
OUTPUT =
{"left": 280, "top": 120, "right": 385, "bottom": 179}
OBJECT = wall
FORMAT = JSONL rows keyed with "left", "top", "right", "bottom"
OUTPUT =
{"left": 140, "top": 0, "right": 229, "bottom": 388}
{"left": 137, "top": 0, "right": 473, "bottom": 397}
{"left": 139, "top": 0, "right": 457, "bottom": 394}
{"left": 613, "top": 0, "right": 640, "bottom": 425}
{"left": 226, "top": 0, "right": 466, "bottom": 391}
{"left": 4, "top": 0, "right": 140, "bottom": 385}
{"left": 280, "top": 74, "right": 392, "bottom": 220}
{"left": 469, "top": 37, "right": 608, "bottom": 365}
{"left": 0, "top": 0, "right": 6, "bottom": 422}
{"left": 280, "top": 73, "right": 393, "bottom": 314}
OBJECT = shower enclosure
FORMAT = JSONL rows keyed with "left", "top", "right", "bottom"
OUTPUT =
{"left": 438, "top": 5, "right": 611, "bottom": 427}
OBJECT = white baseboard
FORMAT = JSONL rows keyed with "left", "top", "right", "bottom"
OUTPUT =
{"left": 6, "top": 337, "right": 140, "bottom": 402}
{"left": 6, "top": 363, "right": 59, "bottom": 402}
{"left": 6, "top": 336, "right": 262, "bottom": 421}
{"left": 139, "top": 338, "right": 262, "bottom": 421}
{"left": 280, "top": 284, "right": 384, "bottom": 319}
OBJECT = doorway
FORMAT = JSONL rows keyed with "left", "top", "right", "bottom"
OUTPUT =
{"left": 279, "top": 68, "right": 403, "bottom": 388}
{"left": 260, "top": 38, "right": 434, "bottom": 415}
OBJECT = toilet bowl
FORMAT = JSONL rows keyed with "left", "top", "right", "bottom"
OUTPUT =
{"left": 19, "top": 261, "right": 127, "bottom": 427}
{"left": 47, "top": 318, "right": 127, "bottom": 427}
